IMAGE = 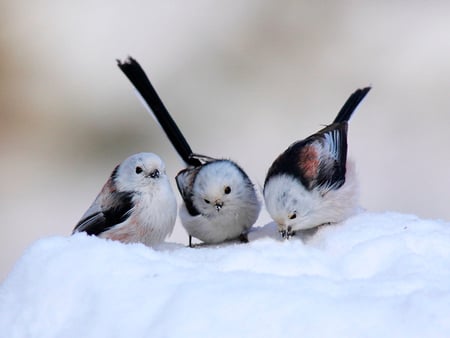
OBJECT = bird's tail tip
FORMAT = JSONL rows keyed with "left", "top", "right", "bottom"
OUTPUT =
{"left": 333, "top": 86, "right": 371, "bottom": 124}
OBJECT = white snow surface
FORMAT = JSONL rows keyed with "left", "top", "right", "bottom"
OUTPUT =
{"left": 1, "top": 211, "right": 450, "bottom": 338}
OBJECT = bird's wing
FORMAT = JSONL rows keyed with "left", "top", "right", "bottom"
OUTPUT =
{"left": 175, "top": 167, "right": 201, "bottom": 216}
{"left": 266, "top": 122, "right": 348, "bottom": 193}
{"left": 265, "top": 87, "right": 370, "bottom": 193}
{"left": 311, "top": 123, "right": 348, "bottom": 192}
{"left": 73, "top": 184, "right": 135, "bottom": 236}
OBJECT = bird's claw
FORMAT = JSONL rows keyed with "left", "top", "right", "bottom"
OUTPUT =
{"left": 279, "top": 227, "right": 295, "bottom": 240}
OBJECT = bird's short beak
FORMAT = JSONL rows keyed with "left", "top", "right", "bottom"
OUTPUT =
{"left": 147, "top": 170, "right": 160, "bottom": 179}
{"left": 214, "top": 201, "right": 223, "bottom": 211}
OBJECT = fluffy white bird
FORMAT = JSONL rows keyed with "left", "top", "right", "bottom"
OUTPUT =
{"left": 117, "top": 57, "right": 261, "bottom": 246}
{"left": 73, "top": 152, "right": 177, "bottom": 246}
{"left": 264, "top": 87, "right": 370, "bottom": 239}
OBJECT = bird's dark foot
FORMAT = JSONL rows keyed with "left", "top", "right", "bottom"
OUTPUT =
{"left": 279, "top": 227, "right": 296, "bottom": 240}
{"left": 239, "top": 233, "right": 249, "bottom": 243}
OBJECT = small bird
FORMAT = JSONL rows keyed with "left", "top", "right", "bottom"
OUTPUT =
{"left": 117, "top": 56, "right": 261, "bottom": 246}
{"left": 263, "top": 87, "right": 371, "bottom": 239}
{"left": 73, "top": 152, "right": 177, "bottom": 246}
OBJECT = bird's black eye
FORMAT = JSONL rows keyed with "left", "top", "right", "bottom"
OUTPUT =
{"left": 224, "top": 186, "right": 231, "bottom": 194}
{"left": 204, "top": 199, "right": 210, "bottom": 204}
{"left": 150, "top": 169, "right": 160, "bottom": 178}
{"left": 135, "top": 166, "right": 143, "bottom": 174}
{"left": 289, "top": 213, "right": 297, "bottom": 220}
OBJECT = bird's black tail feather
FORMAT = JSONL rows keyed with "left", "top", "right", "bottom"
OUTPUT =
{"left": 117, "top": 56, "right": 202, "bottom": 167}
{"left": 333, "top": 86, "right": 371, "bottom": 124}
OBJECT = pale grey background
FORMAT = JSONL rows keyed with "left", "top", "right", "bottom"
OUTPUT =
{"left": 2, "top": 1, "right": 450, "bottom": 281}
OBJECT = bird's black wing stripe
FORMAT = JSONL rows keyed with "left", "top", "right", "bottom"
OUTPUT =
{"left": 175, "top": 168, "right": 201, "bottom": 216}
{"left": 73, "top": 191, "right": 135, "bottom": 236}
{"left": 315, "top": 125, "right": 348, "bottom": 191}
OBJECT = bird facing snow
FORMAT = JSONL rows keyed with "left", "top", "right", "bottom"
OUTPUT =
{"left": 264, "top": 87, "right": 370, "bottom": 239}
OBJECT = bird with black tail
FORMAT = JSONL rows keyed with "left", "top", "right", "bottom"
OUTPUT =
{"left": 263, "top": 87, "right": 371, "bottom": 239}
{"left": 117, "top": 57, "right": 261, "bottom": 247}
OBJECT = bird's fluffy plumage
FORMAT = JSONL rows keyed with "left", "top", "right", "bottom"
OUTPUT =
{"left": 73, "top": 152, "right": 177, "bottom": 247}
{"left": 177, "top": 160, "right": 261, "bottom": 244}
{"left": 264, "top": 160, "right": 359, "bottom": 233}
{"left": 264, "top": 87, "right": 370, "bottom": 237}
{"left": 118, "top": 57, "right": 261, "bottom": 245}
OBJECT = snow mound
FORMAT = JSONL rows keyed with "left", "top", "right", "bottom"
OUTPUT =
{"left": 1, "top": 212, "right": 450, "bottom": 338}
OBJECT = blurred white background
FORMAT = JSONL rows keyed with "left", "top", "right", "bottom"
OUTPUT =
{"left": 2, "top": 1, "right": 450, "bottom": 281}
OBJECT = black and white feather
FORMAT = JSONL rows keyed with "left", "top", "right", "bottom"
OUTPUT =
{"left": 263, "top": 87, "right": 371, "bottom": 239}
{"left": 73, "top": 152, "right": 177, "bottom": 246}
{"left": 117, "top": 57, "right": 261, "bottom": 246}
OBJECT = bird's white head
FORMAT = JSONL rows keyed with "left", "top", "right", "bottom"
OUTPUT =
{"left": 264, "top": 174, "right": 323, "bottom": 233}
{"left": 114, "top": 152, "right": 168, "bottom": 193}
{"left": 191, "top": 160, "right": 258, "bottom": 217}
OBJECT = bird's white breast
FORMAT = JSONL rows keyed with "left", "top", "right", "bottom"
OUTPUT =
{"left": 179, "top": 201, "right": 259, "bottom": 244}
